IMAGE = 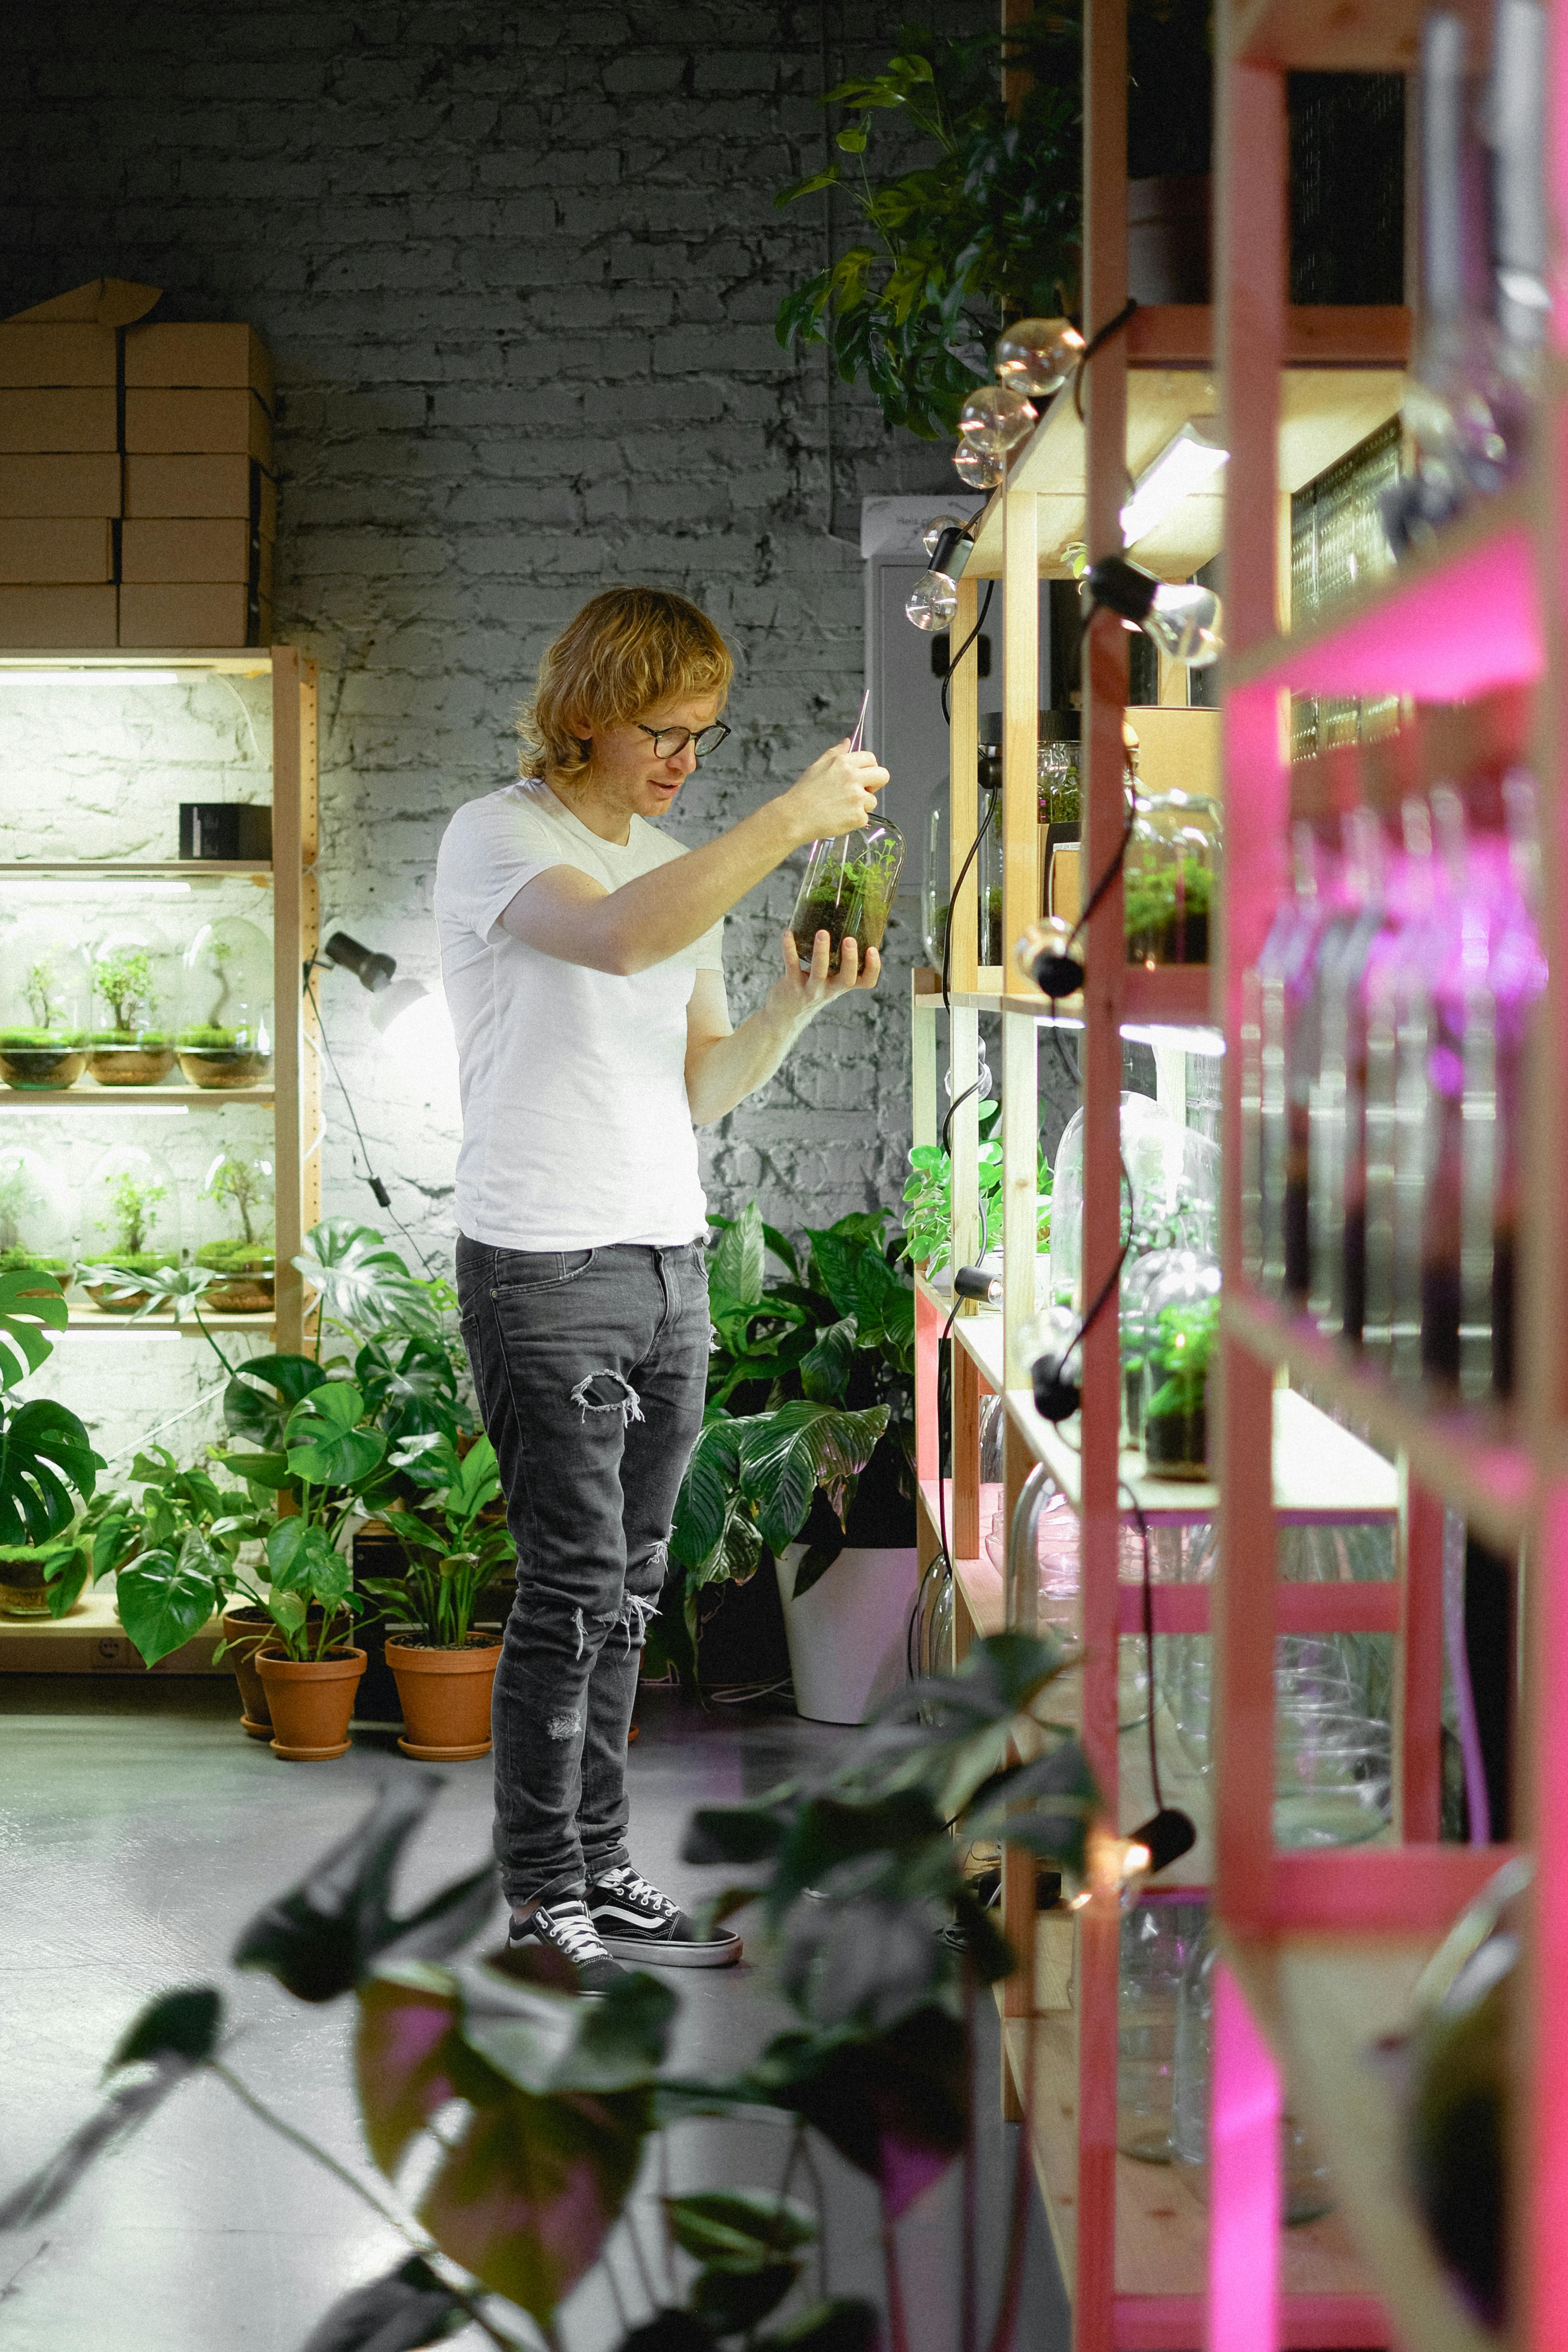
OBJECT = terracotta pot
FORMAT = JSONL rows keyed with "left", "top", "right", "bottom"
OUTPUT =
{"left": 386, "top": 1634, "right": 501, "bottom": 1760}
{"left": 221, "top": 1604, "right": 275, "bottom": 1738}
{"left": 255, "top": 1646, "right": 366, "bottom": 1760}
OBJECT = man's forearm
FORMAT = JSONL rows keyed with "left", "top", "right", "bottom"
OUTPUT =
{"left": 687, "top": 1000, "right": 809, "bottom": 1125}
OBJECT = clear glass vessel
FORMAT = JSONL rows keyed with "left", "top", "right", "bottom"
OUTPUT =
{"left": 78, "top": 1140, "right": 181, "bottom": 1310}
{"left": 1172, "top": 1915, "right": 1335, "bottom": 2223}
{"left": 87, "top": 920, "right": 179, "bottom": 1086}
{"left": 788, "top": 817, "right": 905, "bottom": 974}
{"left": 1141, "top": 1251, "right": 1222, "bottom": 1480}
{"left": 977, "top": 801, "right": 1004, "bottom": 966}
{"left": 922, "top": 799, "right": 950, "bottom": 968}
{"left": 1120, "top": 1231, "right": 1179, "bottom": 1443}
{"left": 194, "top": 1148, "right": 276, "bottom": 1313}
{"left": 0, "top": 915, "right": 92, "bottom": 1092}
{"left": 1119, "top": 1898, "right": 1207, "bottom": 2162}
{"left": 1050, "top": 1095, "right": 1218, "bottom": 1308}
{"left": 0, "top": 1142, "right": 75, "bottom": 1288}
{"left": 178, "top": 916, "right": 274, "bottom": 1089}
{"left": 1038, "top": 717, "right": 1081, "bottom": 824}
{"left": 1308, "top": 809, "right": 1391, "bottom": 1340}
{"left": 1124, "top": 787, "right": 1220, "bottom": 967}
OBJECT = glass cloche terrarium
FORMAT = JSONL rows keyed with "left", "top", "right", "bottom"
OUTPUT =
{"left": 87, "top": 921, "right": 179, "bottom": 1085}
{"left": 1124, "top": 787, "right": 1221, "bottom": 968}
{"left": 178, "top": 916, "right": 274, "bottom": 1089}
{"left": 788, "top": 816, "right": 905, "bottom": 973}
{"left": 1141, "top": 1250, "right": 1222, "bottom": 1479}
{"left": 0, "top": 916, "right": 92, "bottom": 1091}
{"left": 194, "top": 1148, "right": 275, "bottom": 1312}
{"left": 0, "top": 1143, "right": 74, "bottom": 1289}
{"left": 78, "top": 1139, "right": 181, "bottom": 1311}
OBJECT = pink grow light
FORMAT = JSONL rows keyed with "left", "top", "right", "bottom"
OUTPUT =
{"left": 1206, "top": 1963, "right": 1282, "bottom": 2352}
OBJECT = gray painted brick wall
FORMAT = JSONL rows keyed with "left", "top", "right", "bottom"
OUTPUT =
{"left": 4, "top": 2, "right": 997, "bottom": 1300}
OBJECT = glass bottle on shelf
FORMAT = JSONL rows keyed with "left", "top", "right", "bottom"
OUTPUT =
{"left": 178, "top": 916, "right": 274, "bottom": 1089}
{"left": 1119, "top": 1898, "right": 1207, "bottom": 2163}
{"left": 1171, "top": 1915, "right": 1335, "bottom": 2223}
{"left": 87, "top": 920, "right": 179, "bottom": 1086}
{"left": 78, "top": 1140, "right": 182, "bottom": 1311}
{"left": 1308, "top": 808, "right": 1390, "bottom": 1341}
{"left": 1124, "top": 786, "right": 1221, "bottom": 968}
{"left": 194, "top": 1148, "right": 276, "bottom": 1313}
{"left": 1246, "top": 825, "right": 1327, "bottom": 1297}
{"left": 0, "top": 915, "right": 92, "bottom": 1092}
{"left": 788, "top": 817, "right": 905, "bottom": 974}
{"left": 977, "top": 796, "right": 1004, "bottom": 966}
{"left": 1120, "top": 1225, "right": 1180, "bottom": 1444}
{"left": 1141, "top": 1250, "right": 1222, "bottom": 1480}
{"left": 0, "top": 1141, "right": 75, "bottom": 1289}
{"left": 1038, "top": 714, "right": 1081, "bottom": 826}
{"left": 921, "top": 799, "right": 949, "bottom": 969}
{"left": 1050, "top": 1094, "right": 1216, "bottom": 1311}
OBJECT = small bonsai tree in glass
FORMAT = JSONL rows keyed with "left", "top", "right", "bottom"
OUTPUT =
{"left": 87, "top": 924, "right": 177, "bottom": 1086}
{"left": 178, "top": 917, "right": 274, "bottom": 1089}
{"left": 0, "top": 1144, "right": 75, "bottom": 1289}
{"left": 194, "top": 1149, "right": 275, "bottom": 1313}
{"left": 78, "top": 1141, "right": 182, "bottom": 1311}
{"left": 0, "top": 920, "right": 92, "bottom": 1091}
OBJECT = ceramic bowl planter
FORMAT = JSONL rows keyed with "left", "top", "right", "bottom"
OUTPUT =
{"left": 220, "top": 1603, "right": 276, "bottom": 1739}
{"left": 385, "top": 1634, "right": 501, "bottom": 1760}
{"left": 256, "top": 1646, "right": 366, "bottom": 1760}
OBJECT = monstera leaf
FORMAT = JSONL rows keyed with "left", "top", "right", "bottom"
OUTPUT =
{"left": 224, "top": 1352, "right": 329, "bottom": 1450}
{"left": 284, "top": 1383, "right": 387, "bottom": 1490}
{"left": 0, "top": 1268, "right": 69, "bottom": 1391}
{"left": 295, "top": 1221, "right": 446, "bottom": 1341}
{"left": 0, "top": 1395, "right": 98, "bottom": 1545}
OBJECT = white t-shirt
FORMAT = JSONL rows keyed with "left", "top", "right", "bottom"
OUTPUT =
{"left": 434, "top": 779, "right": 725, "bottom": 1250}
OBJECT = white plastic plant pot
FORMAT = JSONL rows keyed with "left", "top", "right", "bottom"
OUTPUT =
{"left": 774, "top": 1543, "right": 920, "bottom": 1725}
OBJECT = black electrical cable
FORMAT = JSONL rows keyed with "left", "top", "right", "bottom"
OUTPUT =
{"left": 938, "top": 578, "right": 995, "bottom": 727}
{"left": 304, "top": 968, "right": 438, "bottom": 1277}
{"left": 940, "top": 789, "right": 999, "bottom": 1014}
{"left": 1071, "top": 296, "right": 1139, "bottom": 424}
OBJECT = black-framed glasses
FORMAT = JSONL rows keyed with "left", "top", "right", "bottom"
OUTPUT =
{"left": 635, "top": 721, "right": 731, "bottom": 762}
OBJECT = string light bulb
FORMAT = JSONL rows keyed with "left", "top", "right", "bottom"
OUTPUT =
{"left": 995, "top": 315, "right": 1085, "bottom": 397}
{"left": 905, "top": 520, "right": 974, "bottom": 633}
{"left": 957, "top": 383, "right": 1038, "bottom": 457}
{"left": 1084, "top": 555, "right": 1223, "bottom": 667}
{"left": 952, "top": 442, "right": 1004, "bottom": 491}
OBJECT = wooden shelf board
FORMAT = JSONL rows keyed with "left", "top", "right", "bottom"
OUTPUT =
{"left": 968, "top": 358, "right": 1403, "bottom": 582}
{"left": 999, "top": 2003, "right": 1382, "bottom": 2330}
{"left": 952, "top": 1306, "right": 1005, "bottom": 1393}
{"left": 1225, "top": 1289, "right": 1531, "bottom": 1550}
{"left": 1225, "top": 1929, "right": 1497, "bottom": 2352}
{"left": 0, "top": 1586, "right": 225, "bottom": 1674}
{"left": 1231, "top": 0, "right": 1489, "bottom": 71}
{"left": 0, "top": 649, "right": 274, "bottom": 674}
{"left": 0, "top": 1086, "right": 275, "bottom": 1109}
{"left": 1227, "top": 491, "right": 1540, "bottom": 704}
{"left": 922, "top": 966, "right": 1217, "bottom": 1030}
{"left": 0, "top": 861, "right": 271, "bottom": 878}
{"left": 64, "top": 1309, "right": 274, "bottom": 1335}
{"left": 1003, "top": 1383, "right": 1397, "bottom": 1525}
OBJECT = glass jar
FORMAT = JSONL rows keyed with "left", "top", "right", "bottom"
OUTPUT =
{"left": 1120, "top": 1232, "right": 1179, "bottom": 1443}
{"left": 1141, "top": 1251, "right": 1222, "bottom": 1480}
{"left": 87, "top": 920, "right": 179, "bottom": 1086}
{"left": 178, "top": 916, "right": 274, "bottom": 1089}
{"left": 78, "top": 1140, "right": 182, "bottom": 1310}
{"left": 977, "top": 791, "right": 1004, "bottom": 966}
{"left": 0, "top": 1142, "right": 74, "bottom": 1288}
{"left": 788, "top": 816, "right": 905, "bottom": 974}
{"left": 1119, "top": 1898, "right": 1207, "bottom": 2163}
{"left": 1124, "top": 788, "right": 1220, "bottom": 968}
{"left": 1037, "top": 713, "right": 1081, "bottom": 824}
{"left": 1050, "top": 1095, "right": 1218, "bottom": 1309}
{"left": 1172, "top": 1915, "right": 1334, "bottom": 2224}
{"left": 194, "top": 1148, "right": 275, "bottom": 1312}
{"left": 0, "top": 914, "right": 92, "bottom": 1092}
{"left": 921, "top": 799, "right": 950, "bottom": 969}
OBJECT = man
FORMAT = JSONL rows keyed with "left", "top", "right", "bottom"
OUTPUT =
{"left": 435, "top": 584, "right": 887, "bottom": 1991}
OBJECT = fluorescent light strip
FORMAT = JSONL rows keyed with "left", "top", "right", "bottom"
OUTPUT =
{"left": 1120, "top": 424, "right": 1228, "bottom": 549}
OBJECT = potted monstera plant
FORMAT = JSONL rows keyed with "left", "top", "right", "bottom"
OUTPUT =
{"left": 357, "top": 1432, "right": 512, "bottom": 1761}
{"left": 0, "top": 1270, "right": 103, "bottom": 1620}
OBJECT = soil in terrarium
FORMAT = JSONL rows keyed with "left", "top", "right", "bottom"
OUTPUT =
{"left": 1143, "top": 1405, "right": 1207, "bottom": 1477}
{"left": 790, "top": 853, "right": 899, "bottom": 974}
{"left": 1124, "top": 857, "right": 1212, "bottom": 966}
{"left": 176, "top": 1026, "right": 272, "bottom": 1088}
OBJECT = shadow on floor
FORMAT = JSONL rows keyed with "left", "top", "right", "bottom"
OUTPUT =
{"left": 0, "top": 1676, "right": 1069, "bottom": 2352}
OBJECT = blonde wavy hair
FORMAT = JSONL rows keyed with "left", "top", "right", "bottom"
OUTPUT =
{"left": 517, "top": 586, "right": 733, "bottom": 789}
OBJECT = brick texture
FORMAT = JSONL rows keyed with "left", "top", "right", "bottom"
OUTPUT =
{"left": 2, "top": 2, "right": 994, "bottom": 1294}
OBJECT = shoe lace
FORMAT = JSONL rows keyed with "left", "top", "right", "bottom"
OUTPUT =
{"left": 543, "top": 1902, "right": 610, "bottom": 1965}
{"left": 602, "top": 1866, "right": 677, "bottom": 1919}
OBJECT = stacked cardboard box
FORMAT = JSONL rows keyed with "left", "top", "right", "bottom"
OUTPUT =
{"left": 0, "top": 280, "right": 276, "bottom": 649}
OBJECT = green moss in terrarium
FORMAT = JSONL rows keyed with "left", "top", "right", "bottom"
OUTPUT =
{"left": 1124, "top": 856, "right": 1213, "bottom": 965}
{"left": 178, "top": 1023, "right": 247, "bottom": 1049}
{"left": 81, "top": 1251, "right": 166, "bottom": 1277}
{"left": 0, "top": 1248, "right": 70, "bottom": 1281}
{"left": 0, "top": 1025, "right": 87, "bottom": 1049}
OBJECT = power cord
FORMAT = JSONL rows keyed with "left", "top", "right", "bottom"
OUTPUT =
{"left": 938, "top": 579, "right": 996, "bottom": 728}
{"left": 940, "top": 790, "right": 999, "bottom": 1014}
{"left": 303, "top": 968, "right": 439, "bottom": 1278}
{"left": 1071, "top": 296, "right": 1139, "bottom": 424}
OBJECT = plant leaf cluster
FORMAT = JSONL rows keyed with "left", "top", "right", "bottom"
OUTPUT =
{"left": 0, "top": 1270, "right": 100, "bottom": 1571}
{"left": 899, "top": 1096, "right": 1052, "bottom": 1279}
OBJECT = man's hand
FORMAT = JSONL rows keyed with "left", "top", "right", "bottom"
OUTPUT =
{"left": 774, "top": 740, "right": 888, "bottom": 850}
{"left": 769, "top": 924, "right": 882, "bottom": 1020}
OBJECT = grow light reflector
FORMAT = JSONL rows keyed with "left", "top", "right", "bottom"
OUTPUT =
{"left": 1119, "top": 423, "right": 1228, "bottom": 549}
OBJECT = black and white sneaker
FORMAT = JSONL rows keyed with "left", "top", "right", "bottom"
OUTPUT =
{"left": 508, "top": 1899, "right": 629, "bottom": 1995}
{"left": 586, "top": 1864, "right": 743, "bottom": 1968}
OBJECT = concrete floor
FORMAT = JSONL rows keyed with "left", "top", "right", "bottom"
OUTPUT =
{"left": 0, "top": 1679, "right": 1069, "bottom": 2352}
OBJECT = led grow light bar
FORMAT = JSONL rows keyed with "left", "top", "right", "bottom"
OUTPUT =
{"left": 1119, "top": 422, "right": 1229, "bottom": 550}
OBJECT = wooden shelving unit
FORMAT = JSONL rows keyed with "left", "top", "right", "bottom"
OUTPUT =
{"left": 0, "top": 645, "right": 319, "bottom": 1355}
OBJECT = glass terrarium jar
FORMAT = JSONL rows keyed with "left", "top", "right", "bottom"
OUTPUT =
{"left": 977, "top": 795, "right": 1004, "bottom": 965}
{"left": 78, "top": 1140, "right": 181, "bottom": 1311}
{"left": 0, "top": 916, "right": 92, "bottom": 1092}
{"left": 1037, "top": 713, "right": 1081, "bottom": 824}
{"left": 194, "top": 1148, "right": 275, "bottom": 1312}
{"left": 1124, "top": 789, "right": 1220, "bottom": 968}
{"left": 922, "top": 799, "right": 950, "bottom": 968}
{"left": 1141, "top": 1250, "right": 1222, "bottom": 1480}
{"left": 788, "top": 816, "right": 905, "bottom": 974}
{"left": 87, "top": 920, "right": 179, "bottom": 1085}
{"left": 178, "top": 916, "right": 274, "bottom": 1089}
{"left": 0, "top": 1142, "right": 74, "bottom": 1288}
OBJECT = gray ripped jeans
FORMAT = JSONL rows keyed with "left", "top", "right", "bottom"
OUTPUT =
{"left": 456, "top": 1235, "right": 710, "bottom": 1910}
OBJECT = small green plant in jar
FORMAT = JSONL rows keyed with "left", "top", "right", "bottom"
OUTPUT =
{"left": 78, "top": 1142, "right": 181, "bottom": 1311}
{"left": 194, "top": 1150, "right": 275, "bottom": 1313}
{"left": 178, "top": 917, "right": 274, "bottom": 1089}
{"left": 1142, "top": 1255, "right": 1221, "bottom": 1480}
{"left": 0, "top": 923, "right": 92, "bottom": 1091}
{"left": 788, "top": 818, "right": 905, "bottom": 973}
{"left": 0, "top": 1145, "right": 75, "bottom": 1290}
{"left": 88, "top": 926, "right": 177, "bottom": 1085}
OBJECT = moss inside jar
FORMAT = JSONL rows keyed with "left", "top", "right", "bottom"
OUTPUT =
{"left": 1141, "top": 1259, "right": 1220, "bottom": 1480}
{"left": 178, "top": 917, "right": 274, "bottom": 1088}
{"left": 87, "top": 929, "right": 179, "bottom": 1085}
{"left": 194, "top": 1148, "right": 275, "bottom": 1312}
{"left": 0, "top": 1250, "right": 71, "bottom": 1291}
{"left": 0, "top": 1029, "right": 89, "bottom": 1089}
{"left": 789, "top": 818, "right": 905, "bottom": 974}
{"left": 0, "top": 926, "right": 93, "bottom": 1090}
{"left": 78, "top": 1141, "right": 181, "bottom": 1312}
{"left": 175, "top": 1024, "right": 273, "bottom": 1089}
{"left": 1124, "top": 787, "right": 1220, "bottom": 968}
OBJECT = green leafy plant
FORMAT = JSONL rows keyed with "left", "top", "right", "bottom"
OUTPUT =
{"left": 0, "top": 1634, "right": 1094, "bottom": 2352}
{"left": 360, "top": 1431, "right": 514, "bottom": 1649}
{"left": 0, "top": 1158, "right": 70, "bottom": 1283}
{"left": 110, "top": 1445, "right": 268, "bottom": 1666}
{"left": 202, "top": 1154, "right": 272, "bottom": 1252}
{"left": 1123, "top": 856, "right": 1213, "bottom": 965}
{"left": 294, "top": 1218, "right": 454, "bottom": 1355}
{"left": 1145, "top": 1294, "right": 1219, "bottom": 1422}
{"left": 0, "top": 1269, "right": 101, "bottom": 1617}
{"left": 92, "top": 945, "right": 161, "bottom": 1039}
{"left": 899, "top": 1097, "right": 1052, "bottom": 1277}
